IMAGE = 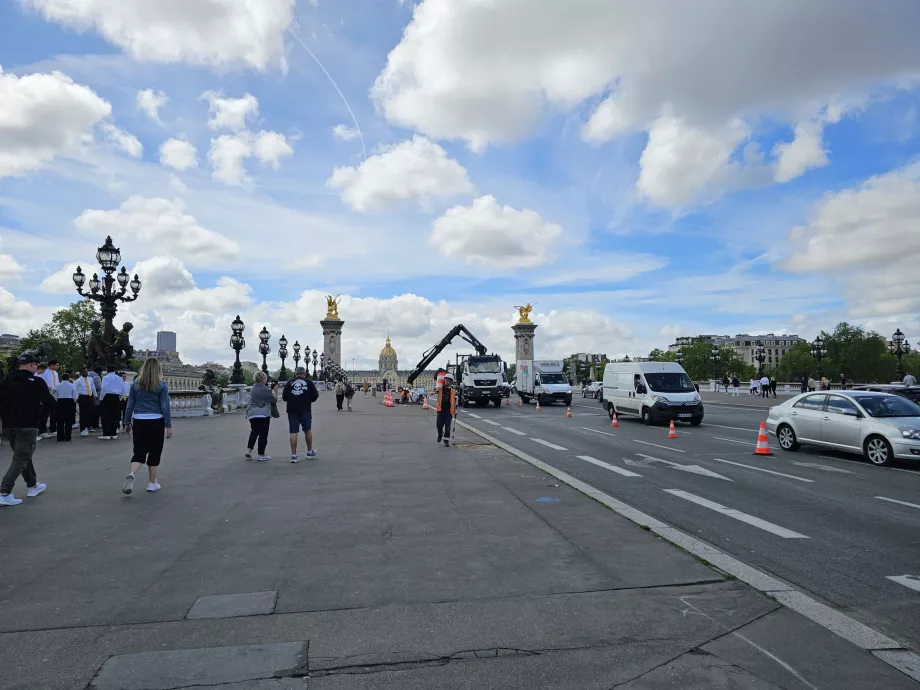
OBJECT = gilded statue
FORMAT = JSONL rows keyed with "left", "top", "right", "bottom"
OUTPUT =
{"left": 515, "top": 303, "right": 533, "bottom": 324}
{"left": 325, "top": 294, "right": 342, "bottom": 319}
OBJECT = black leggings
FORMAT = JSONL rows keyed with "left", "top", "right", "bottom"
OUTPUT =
{"left": 131, "top": 418, "right": 166, "bottom": 466}
{"left": 248, "top": 417, "right": 270, "bottom": 455}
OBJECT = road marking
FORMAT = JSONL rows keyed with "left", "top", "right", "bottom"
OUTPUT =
{"left": 713, "top": 436, "right": 755, "bottom": 446}
{"left": 664, "top": 489, "right": 809, "bottom": 539}
{"left": 887, "top": 575, "right": 920, "bottom": 593}
{"left": 637, "top": 454, "right": 733, "bottom": 481}
{"left": 531, "top": 438, "right": 568, "bottom": 451}
{"left": 789, "top": 461, "right": 852, "bottom": 474}
{"left": 632, "top": 439, "right": 687, "bottom": 453}
{"left": 483, "top": 420, "right": 501, "bottom": 426}
{"left": 467, "top": 413, "right": 482, "bottom": 419}
{"left": 579, "top": 427, "right": 616, "bottom": 437}
{"left": 705, "top": 423, "right": 761, "bottom": 432}
{"left": 713, "top": 459, "right": 814, "bottom": 483}
{"left": 502, "top": 427, "right": 527, "bottom": 436}
{"left": 819, "top": 455, "right": 920, "bottom": 475}
{"left": 876, "top": 496, "right": 920, "bottom": 510}
{"left": 577, "top": 455, "right": 642, "bottom": 478}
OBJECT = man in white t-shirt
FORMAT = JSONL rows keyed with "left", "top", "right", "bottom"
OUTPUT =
{"left": 759, "top": 374, "right": 770, "bottom": 399}
{"left": 38, "top": 359, "right": 61, "bottom": 439}
{"left": 54, "top": 373, "right": 79, "bottom": 441}
{"left": 74, "top": 368, "right": 98, "bottom": 436}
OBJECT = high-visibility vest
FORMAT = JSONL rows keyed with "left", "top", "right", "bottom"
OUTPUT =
{"left": 436, "top": 387, "right": 456, "bottom": 415}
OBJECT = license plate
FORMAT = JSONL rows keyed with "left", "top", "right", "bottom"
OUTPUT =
{"left": 678, "top": 413, "right": 692, "bottom": 418}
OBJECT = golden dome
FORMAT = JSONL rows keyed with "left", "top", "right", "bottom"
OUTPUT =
{"left": 380, "top": 336, "right": 397, "bottom": 357}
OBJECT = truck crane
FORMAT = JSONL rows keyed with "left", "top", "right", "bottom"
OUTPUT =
{"left": 406, "top": 325, "right": 506, "bottom": 407}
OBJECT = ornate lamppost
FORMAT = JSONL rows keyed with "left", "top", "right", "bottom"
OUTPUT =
{"left": 889, "top": 328, "right": 912, "bottom": 380}
{"left": 675, "top": 348, "right": 684, "bottom": 366}
{"left": 303, "top": 344, "right": 311, "bottom": 377}
{"left": 292, "top": 341, "right": 301, "bottom": 372}
{"left": 320, "top": 352, "right": 326, "bottom": 380}
{"left": 754, "top": 341, "right": 766, "bottom": 377}
{"left": 312, "top": 349, "right": 318, "bottom": 378}
{"left": 278, "top": 335, "right": 289, "bottom": 379}
{"left": 258, "top": 327, "right": 271, "bottom": 374}
{"left": 73, "top": 236, "right": 142, "bottom": 367}
{"left": 229, "top": 315, "right": 245, "bottom": 384}
{"left": 810, "top": 336, "right": 826, "bottom": 379}
{"left": 711, "top": 346, "right": 721, "bottom": 380}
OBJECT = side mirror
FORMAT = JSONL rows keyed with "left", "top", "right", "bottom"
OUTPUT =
{"left": 842, "top": 408, "right": 859, "bottom": 417}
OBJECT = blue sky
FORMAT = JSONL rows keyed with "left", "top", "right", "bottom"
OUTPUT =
{"left": 1, "top": 0, "right": 919, "bottom": 371}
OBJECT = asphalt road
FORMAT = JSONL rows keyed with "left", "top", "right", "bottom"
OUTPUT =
{"left": 453, "top": 394, "right": 920, "bottom": 651}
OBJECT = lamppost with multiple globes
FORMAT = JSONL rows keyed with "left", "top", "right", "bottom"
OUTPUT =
{"left": 710, "top": 346, "right": 721, "bottom": 380}
{"left": 258, "top": 327, "right": 271, "bottom": 374}
{"left": 320, "top": 352, "right": 326, "bottom": 380}
{"left": 278, "top": 335, "right": 289, "bottom": 379}
{"left": 303, "top": 344, "right": 311, "bottom": 377}
{"left": 889, "top": 328, "right": 912, "bottom": 380}
{"left": 292, "top": 341, "right": 301, "bottom": 373}
{"left": 72, "top": 236, "right": 142, "bottom": 366}
{"left": 229, "top": 315, "right": 245, "bottom": 384}
{"left": 810, "top": 336, "right": 827, "bottom": 379}
{"left": 313, "top": 350, "right": 319, "bottom": 379}
{"left": 754, "top": 342, "right": 766, "bottom": 377}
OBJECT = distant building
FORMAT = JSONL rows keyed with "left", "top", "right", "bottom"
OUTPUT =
{"left": 201, "top": 362, "right": 230, "bottom": 374}
{"left": 0, "top": 334, "right": 20, "bottom": 359}
{"left": 668, "top": 333, "right": 806, "bottom": 369}
{"left": 240, "top": 361, "right": 260, "bottom": 373}
{"left": 157, "top": 331, "right": 177, "bottom": 352}
{"left": 347, "top": 338, "right": 437, "bottom": 389}
{"left": 135, "top": 348, "right": 182, "bottom": 365}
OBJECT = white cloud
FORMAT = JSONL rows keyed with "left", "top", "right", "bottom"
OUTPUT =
{"left": 40, "top": 260, "right": 95, "bottom": 293}
{"left": 22, "top": 0, "right": 294, "bottom": 71}
{"left": 429, "top": 195, "right": 562, "bottom": 268}
{"left": 532, "top": 252, "right": 669, "bottom": 287}
{"left": 0, "top": 66, "right": 111, "bottom": 179}
{"left": 201, "top": 91, "right": 259, "bottom": 131}
{"left": 136, "top": 88, "right": 168, "bottom": 124}
{"left": 0, "top": 287, "right": 55, "bottom": 336}
{"left": 75, "top": 196, "right": 241, "bottom": 264}
{"left": 159, "top": 138, "right": 198, "bottom": 171}
{"left": 100, "top": 122, "right": 143, "bottom": 158}
{"left": 327, "top": 136, "right": 473, "bottom": 212}
{"left": 332, "top": 124, "right": 359, "bottom": 141}
{"left": 0, "top": 253, "right": 26, "bottom": 283}
{"left": 773, "top": 122, "right": 827, "bottom": 183}
{"left": 208, "top": 130, "right": 293, "bottom": 185}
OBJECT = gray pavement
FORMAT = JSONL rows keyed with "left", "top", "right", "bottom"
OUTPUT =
{"left": 0, "top": 393, "right": 917, "bottom": 688}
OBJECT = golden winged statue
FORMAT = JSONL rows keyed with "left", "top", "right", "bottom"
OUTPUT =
{"left": 325, "top": 294, "right": 342, "bottom": 319}
{"left": 515, "top": 303, "right": 533, "bottom": 324}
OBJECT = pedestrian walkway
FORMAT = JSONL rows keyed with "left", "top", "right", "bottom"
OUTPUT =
{"left": 0, "top": 394, "right": 915, "bottom": 689}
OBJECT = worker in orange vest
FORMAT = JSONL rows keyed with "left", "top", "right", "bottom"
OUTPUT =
{"left": 435, "top": 372, "right": 457, "bottom": 447}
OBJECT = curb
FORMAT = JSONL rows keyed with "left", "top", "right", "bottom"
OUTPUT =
{"left": 453, "top": 417, "right": 920, "bottom": 683}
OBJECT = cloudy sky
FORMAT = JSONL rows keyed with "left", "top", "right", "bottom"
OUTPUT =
{"left": 1, "top": 0, "right": 919, "bottom": 372}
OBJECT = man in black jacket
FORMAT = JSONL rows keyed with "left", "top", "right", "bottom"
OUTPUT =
{"left": 0, "top": 352, "right": 54, "bottom": 506}
{"left": 283, "top": 367, "right": 319, "bottom": 463}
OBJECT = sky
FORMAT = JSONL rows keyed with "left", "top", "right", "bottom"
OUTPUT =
{"left": 1, "top": 0, "right": 919, "bottom": 373}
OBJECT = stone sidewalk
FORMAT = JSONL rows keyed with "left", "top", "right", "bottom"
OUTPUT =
{"left": 0, "top": 392, "right": 915, "bottom": 689}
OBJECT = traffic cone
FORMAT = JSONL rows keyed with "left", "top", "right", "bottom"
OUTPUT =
{"left": 506, "top": 397, "right": 510, "bottom": 406}
{"left": 611, "top": 412, "right": 619, "bottom": 428}
{"left": 422, "top": 395, "right": 429, "bottom": 410}
{"left": 518, "top": 398, "right": 523, "bottom": 408}
{"left": 566, "top": 406, "right": 573, "bottom": 418}
{"left": 754, "top": 421, "right": 773, "bottom": 456}
{"left": 667, "top": 420, "right": 677, "bottom": 439}
{"left": 535, "top": 400, "right": 542, "bottom": 412}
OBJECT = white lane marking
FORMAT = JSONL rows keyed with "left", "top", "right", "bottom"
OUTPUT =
{"left": 876, "top": 496, "right": 920, "bottom": 510}
{"left": 714, "top": 436, "right": 755, "bottom": 446}
{"left": 579, "top": 427, "right": 616, "bottom": 437}
{"left": 632, "top": 439, "right": 687, "bottom": 453}
{"left": 637, "top": 454, "right": 733, "bottom": 481}
{"left": 664, "top": 489, "right": 809, "bottom": 539}
{"left": 502, "top": 427, "right": 527, "bottom": 436}
{"left": 577, "top": 455, "right": 642, "bottom": 478}
{"left": 713, "top": 459, "right": 814, "bottom": 483}
{"left": 820, "top": 455, "right": 920, "bottom": 476}
{"left": 887, "top": 575, "right": 920, "bottom": 593}
{"left": 531, "top": 438, "right": 568, "bottom": 451}
{"left": 484, "top": 420, "right": 501, "bottom": 426}
{"left": 705, "top": 423, "right": 762, "bottom": 432}
{"left": 467, "top": 413, "right": 482, "bottom": 419}
{"left": 789, "top": 461, "right": 852, "bottom": 474}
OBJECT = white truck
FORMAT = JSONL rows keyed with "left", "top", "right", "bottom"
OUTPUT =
{"left": 517, "top": 360, "right": 573, "bottom": 406}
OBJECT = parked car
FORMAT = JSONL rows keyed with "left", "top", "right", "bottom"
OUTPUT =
{"left": 850, "top": 384, "right": 920, "bottom": 405}
{"left": 766, "top": 390, "right": 920, "bottom": 466}
{"left": 583, "top": 381, "right": 603, "bottom": 399}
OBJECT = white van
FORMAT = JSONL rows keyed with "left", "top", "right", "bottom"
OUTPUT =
{"left": 602, "top": 362, "right": 703, "bottom": 426}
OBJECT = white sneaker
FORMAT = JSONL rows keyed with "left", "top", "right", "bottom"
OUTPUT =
{"left": 257, "top": 455, "right": 271, "bottom": 462}
{"left": 122, "top": 474, "right": 135, "bottom": 494}
{"left": 35, "top": 435, "right": 43, "bottom": 442}
{"left": 290, "top": 454, "right": 299, "bottom": 463}
{"left": 147, "top": 482, "right": 160, "bottom": 492}
{"left": 43, "top": 433, "right": 55, "bottom": 439}
{"left": 27, "top": 483, "right": 47, "bottom": 497}
{"left": 0, "top": 494, "right": 23, "bottom": 506}
{"left": 81, "top": 429, "right": 89, "bottom": 437}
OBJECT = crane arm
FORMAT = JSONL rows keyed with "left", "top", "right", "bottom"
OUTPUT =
{"left": 406, "top": 324, "right": 487, "bottom": 385}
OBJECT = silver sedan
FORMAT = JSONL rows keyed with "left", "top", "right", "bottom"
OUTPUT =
{"left": 765, "top": 390, "right": 920, "bottom": 466}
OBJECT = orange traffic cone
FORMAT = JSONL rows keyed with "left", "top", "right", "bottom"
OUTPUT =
{"left": 611, "top": 412, "right": 619, "bottom": 428}
{"left": 518, "top": 398, "right": 523, "bottom": 408}
{"left": 566, "top": 406, "right": 573, "bottom": 418}
{"left": 667, "top": 420, "right": 677, "bottom": 439}
{"left": 535, "top": 400, "right": 542, "bottom": 412}
{"left": 422, "top": 395, "right": 429, "bottom": 410}
{"left": 754, "top": 421, "right": 773, "bottom": 456}
{"left": 506, "top": 397, "right": 510, "bottom": 406}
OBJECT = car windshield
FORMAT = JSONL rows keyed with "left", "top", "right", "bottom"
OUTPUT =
{"left": 540, "top": 373, "right": 568, "bottom": 384}
{"left": 644, "top": 373, "right": 696, "bottom": 393}
{"left": 468, "top": 359, "right": 502, "bottom": 374}
{"left": 852, "top": 395, "right": 920, "bottom": 418}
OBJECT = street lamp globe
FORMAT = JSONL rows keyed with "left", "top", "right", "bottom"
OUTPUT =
{"left": 116, "top": 266, "right": 129, "bottom": 289}
{"left": 279, "top": 335, "right": 288, "bottom": 349}
{"left": 231, "top": 315, "right": 245, "bottom": 335}
{"left": 88, "top": 273, "right": 101, "bottom": 293}
{"left": 259, "top": 326, "right": 270, "bottom": 344}
{"left": 96, "top": 236, "right": 121, "bottom": 275}
{"left": 230, "top": 333, "right": 242, "bottom": 348}
{"left": 893, "top": 329, "right": 905, "bottom": 347}
{"left": 129, "top": 275, "right": 142, "bottom": 295}
{"left": 72, "top": 266, "right": 86, "bottom": 289}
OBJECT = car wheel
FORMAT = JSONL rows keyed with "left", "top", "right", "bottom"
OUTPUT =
{"left": 493, "top": 399, "right": 501, "bottom": 407}
{"left": 595, "top": 391, "right": 601, "bottom": 400}
{"left": 864, "top": 435, "right": 893, "bottom": 466}
{"left": 690, "top": 418, "right": 703, "bottom": 427}
{"left": 607, "top": 403, "right": 615, "bottom": 420}
{"left": 777, "top": 424, "right": 799, "bottom": 451}
{"left": 641, "top": 407, "right": 654, "bottom": 426}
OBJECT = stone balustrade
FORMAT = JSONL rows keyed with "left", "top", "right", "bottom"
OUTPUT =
{"left": 168, "top": 385, "right": 251, "bottom": 417}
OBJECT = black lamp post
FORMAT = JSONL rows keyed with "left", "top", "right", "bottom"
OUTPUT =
{"left": 278, "top": 335, "right": 289, "bottom": 379}
{"left": 320, "top": 352, "right": 326, "bottom": 380}
{"left": 675, "top": 349, "right": 683, "bottom": 366}
{"left": 810, "top": 337, "right": 826, "bottom": 379}
{"left": 258, "top": 327, "right": 270, "bottom": 374}
{"left": 889, "top": 328, "right": 912, "bottom": 380}
{"left": 73, "top": 236, "right": 142, "bottom": 365}
{"left": 229, "top": 315, "right": 245, "bottom": 384}
{"left": 292, "top": 341, "right": 301, "bottom": 372}
{"left": 312, "top": 349, "right": 318, "bottom": 378}
{"left": 711, "top": 346, "right": 721, "bottom": 380}
{"left": 754, "top": 341, "right": 766, "bottom": 377}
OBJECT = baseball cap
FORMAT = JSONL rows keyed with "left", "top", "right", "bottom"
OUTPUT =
{"left": 444, "top": 372, "right": 454, "bottom": 381}
{"left": 17, "top": 351, "right": 38, "bottom": 364}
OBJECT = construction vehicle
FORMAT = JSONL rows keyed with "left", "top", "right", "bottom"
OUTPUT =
{"left": 406, "top": 325, "right": 506, "bottom": 408}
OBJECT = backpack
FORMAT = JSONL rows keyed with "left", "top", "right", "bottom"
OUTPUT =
{"left": 344, "top": 383, "right": 354, "bottom": 398}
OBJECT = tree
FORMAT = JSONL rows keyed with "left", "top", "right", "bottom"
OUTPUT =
{"left": 775, "top": 343, "right": 814, "bottom": 382}
{"left": 819, "top": 322, "right": 892, "bottom": 383}
{"left": 216, "top": 373, "right": 230, "bottom": 388}
{"left": 13, "top": 299, "right": 100, "bottom": 373}
{"left": 648, "top": 348, "right": 675, "bottom": 362}
{"left": 507, "top": 363, "right": 516, "bottom": 383}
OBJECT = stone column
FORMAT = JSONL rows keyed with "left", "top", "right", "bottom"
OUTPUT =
{"left": 321, "top": 317, "right": 344, "bottom": 369}
{"left": 512, "top": 321, "right": 537, "bottom": 367}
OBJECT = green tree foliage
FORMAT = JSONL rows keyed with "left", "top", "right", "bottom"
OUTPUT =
{"left": 506, "top": 363, "right": 516, "bottom": 383}
{"left": 774, "top": 343, "right": 815, "bottom": 382}
{"left": 648, "top": 348, "right": 675, "bottom": 362}
{"left": 14, "top": 300, "right": 100, "bottom": 373}
{"left": 818, "top": 322, "right": 898, "bottom": 383}
{"left": 676, "top": 341, "right": 754, "bottom": 381}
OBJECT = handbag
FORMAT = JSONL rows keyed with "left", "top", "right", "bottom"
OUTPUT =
{"left": 270, "top": 400, "right": 280, "bottom": 418}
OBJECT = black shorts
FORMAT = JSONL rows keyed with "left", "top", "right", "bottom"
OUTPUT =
{"left": 288, "top": 411, "right": 312, "bottom": 433}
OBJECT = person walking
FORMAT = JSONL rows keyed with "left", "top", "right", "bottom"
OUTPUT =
{"left": 89, "top": 368, "right": 103, "bottom": 431}
{"left": 807, "top": 376, "right": 816, "bottom": 392}
{"left": 800, "top": 375, "right": 809, "bottom": 394}
{"left": 38, "top": 359, "right": 60, "bottom": 439}
{"left": 722, "top": 375, "right": 729, "bottom": 394}
{"left": 839, "top": 374, "right": 847, "bottom": 391}
{"left": 435, "top": 373, "right": 457, "bottom": 447}
{"left": 731, "top": 375, "right": 741, "bottom": 397}
{"left": 770, "top": 375, "right": 778, "bottom": 398}
{"left": 904, "top": 372, "right": 917, "bottom": 386}
{"left": 120, "top": 372, "right": 131, "bottom": 430}
{"left": 821, "top": 375, "right": 829, "bottom": 392}
{"left": 74, "top": 368, "right": 98, "bottom": 437}
{"left": 344, "top": 379, "right": 354, "bottom": 412}
{"left": 0, "top": 352, "right": 53, "bottom": 506}
{"left": 334, "top": 379, "right": 345, "bottom": 411}
{"left": 99, "top": 365, "right": 123, "bottom": 439}
{"left": 122, "top": 358, "right": 172, "bottom": 495}
{"left": 54, "top": 373, "right": 78, "bottom": 442}
{"left": 759, "top": 374, "right": 770, "bottom": 399}
{"left": 749, "top": 377, "right": 758, "bottom": 396}
{"left": 245, "top": 371, "right": 277, "bottom": 461}
{"left": 283, "top": 367, "right": 319, "bottom": 462}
